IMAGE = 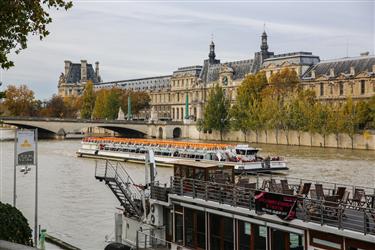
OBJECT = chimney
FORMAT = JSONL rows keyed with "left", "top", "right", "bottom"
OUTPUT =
{"left": 360, "top": 51, "right": 370, "bottom": 57}
{"left": 311, "top": 70, "right": 316, "bottom": 79}
{"left": 329, "top": 68, "right": 335, "bottom": 77}
{"left": 64, "top": 60, "right": 71, "bottom": 76}
{"left": 350, "top": 66, "right": 355, "bottom": 75}
{"left": 81, "top": 60, "right": 87, "bottom": 82}
{"left": 95, "top": 61, "right": 100, "bottom": 79}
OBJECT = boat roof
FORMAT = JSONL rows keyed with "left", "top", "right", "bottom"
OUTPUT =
{"left": 84, "top": 137, "right": 234, "bottom": 150}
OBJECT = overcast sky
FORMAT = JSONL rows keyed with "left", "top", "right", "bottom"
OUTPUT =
{"left": 1, "top": 0, "right": 374, "bottom": 99}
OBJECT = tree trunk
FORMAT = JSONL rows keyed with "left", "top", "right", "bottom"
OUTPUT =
{"left": 220, "top": 130, "right": 223, "bottom": 141}
{"left": 265, "top": 130, "right": 268, "bottom": 144}
{"left": 285, "top": 129, "right": 289, "bottom": 145}
{"left": 297, "top": 132, "right": 301, "bottom": 146}
{"left": 310, "top": 133, "right": 313, "bottom": 147}
{"left": 243, "top": 130, "right": 247, "bottom": 142}
{"left": 275, "top": 129, "right": 279, "bottom": 144}
{"left": 350, "top": 135, "right": 354, "bottom": 149}
{"left": 335, "top": 133, "right": 339, "bottom": 148}
{"left": 256, "top": 130, "right": 259, "bottom": 143}
{"left": 323, "top": 135, "right": 326, "bottom": 147}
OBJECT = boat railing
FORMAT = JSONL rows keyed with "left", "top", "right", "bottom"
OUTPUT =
{"left": 150, "top": 181, "right": 170, "bottom": 202}
{"left": 170, "top": 176, "right": 375, "bottom": 236}
{"left": 253, "top": 173, "right": 375, "bottom": 198}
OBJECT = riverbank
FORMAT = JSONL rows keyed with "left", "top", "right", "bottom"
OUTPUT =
{"left": 190, "top": 127, "right": 375, "bottom": 150}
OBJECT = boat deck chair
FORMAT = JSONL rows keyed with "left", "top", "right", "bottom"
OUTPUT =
{"left": 350, "top": 188, "right": 366, "bottom": 208}
{"left": 281, "top": 179, "right": 294, "bottom": 195}
{"left": 297, "top": 183, "right": 311, "bottom": 198}
{"left": 315, "top": 184, "right": 325, "bottom": 200}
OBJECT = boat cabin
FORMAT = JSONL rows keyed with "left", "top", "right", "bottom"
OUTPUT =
{"left": 173, "top": 160, "right": 234, "bottom": 183}
{"left": 235, "top": 144, "right": 260, "bottom": 156}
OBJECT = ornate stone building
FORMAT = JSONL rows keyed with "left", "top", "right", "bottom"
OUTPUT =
{"left": 58, "top": 32, "right": 375, "bottom": 121}
{"left": 58, "top": 60, "right": 101, "bottom": 97}
{"left": 301, "top": 54, "right": 375, "bottom": 102}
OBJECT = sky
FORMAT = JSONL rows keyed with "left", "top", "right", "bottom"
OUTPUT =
{"left": 1, "top": 0, "right": 374, "bottom": 99}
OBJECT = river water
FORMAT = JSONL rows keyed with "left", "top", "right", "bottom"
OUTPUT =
{"left": 0, "top": 128, "right": 375, "bottom": 249}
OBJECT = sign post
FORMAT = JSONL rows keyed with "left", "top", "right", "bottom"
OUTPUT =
{"left": 14, "top": 129, "right": 38, "bottom": 245}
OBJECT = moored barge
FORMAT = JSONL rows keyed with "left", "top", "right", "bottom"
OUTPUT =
{"left": 95, "top": 160, "right": 375, "bottom": 250}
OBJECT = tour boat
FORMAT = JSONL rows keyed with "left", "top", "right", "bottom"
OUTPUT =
{"left": 77, "top": 137, "right": 288, "bottom": 173}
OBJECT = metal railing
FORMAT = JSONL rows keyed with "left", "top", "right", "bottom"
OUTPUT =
{"left": 95, "top": 160, "right": 144, "bottom": 216}
{"left": 170, "top": 176, "right": 375, "bottom": 236}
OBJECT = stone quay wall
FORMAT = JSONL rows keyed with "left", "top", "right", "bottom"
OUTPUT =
{"left": 186, "top": 125, "right": 375, "bottom": 150}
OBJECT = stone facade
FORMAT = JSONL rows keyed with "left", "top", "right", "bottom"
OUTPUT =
{"left": 301, "top": 54, "right": 375, "bottom": 102}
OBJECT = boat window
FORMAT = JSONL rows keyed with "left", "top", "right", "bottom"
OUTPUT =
{"left": 236, "top": 149, "right": 246, "bottom": 155}
{"left": 246, "top": 150, "right": 258, "bottom": 155}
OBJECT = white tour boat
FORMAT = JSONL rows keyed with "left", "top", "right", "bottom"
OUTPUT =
{"left": 77, "top": 137, "right": 288, "bottom": 173}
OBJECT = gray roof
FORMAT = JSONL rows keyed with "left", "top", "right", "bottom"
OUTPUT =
{"left": 302, "top": 55, "right": 375, "bottom": 79}
{"left": 199, "top": 55, "right": 261, "bottom": 84}
{"left": 65, "top": 63, "right": 99, "bottom": 84}
{"left": 95, "top": 75, "right": 171, "bottom": 91}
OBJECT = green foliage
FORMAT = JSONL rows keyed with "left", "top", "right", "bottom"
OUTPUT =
{"left": 0, "top": 202, "right": 33, "bottom": 246}
{"left": 80, "top": 81, "right": 96, "bottom": 119}
{"left": 120, "top": 90, "right": 150, "bottom": 115}
{"left": 0, "top": 0, "right": 73, "bottom": 69}
{"left": 92, "top": 89, "right": 108, "bottom": 119}
{"left": 201, "top": 84, "right": 230, "bottom": 140}
{"left": 0, "top": 91, "right": 6, "bottom": 99}
{"left": 104, "top": 89, "right": 121, "bottom": 120}
{"left": 231, "top": 72, "right": 267, "bottom": 140}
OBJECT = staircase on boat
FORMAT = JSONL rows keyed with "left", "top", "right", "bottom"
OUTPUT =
{"left": 95, "top": 160, "right": 144, "bottom": 218}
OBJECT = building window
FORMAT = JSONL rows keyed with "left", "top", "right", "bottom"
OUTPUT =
{"left": 176, "top": 108, "right": 179, "bottom": 120}
{"left": 361, "top": 80, "right": 365, "bottom": 95}
{"left": 330, "top": 84, "right": 333, "bottom": 95}
{"left": 172, "top": 108, "right": 175, "bottom": 119}
{"left": 181, "top": 108, "right": 183, "bottom": 120}
{"left": 320, "top": 82, "right": 324, "bottom": 96}
{"left": 339, "top": 82, "right": 344, "bottom": 96}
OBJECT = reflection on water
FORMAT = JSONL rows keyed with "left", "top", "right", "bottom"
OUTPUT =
{"left": 0, "top": 136, "right": 374, "bottom": 249}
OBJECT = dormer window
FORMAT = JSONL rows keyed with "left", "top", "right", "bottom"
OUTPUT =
{"left": 320, "top": 82, "right": 324, "bottom": 96}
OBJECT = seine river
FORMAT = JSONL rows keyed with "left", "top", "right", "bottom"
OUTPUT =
{"left": 1, "top": 128, "right": 375, "bottom": 249}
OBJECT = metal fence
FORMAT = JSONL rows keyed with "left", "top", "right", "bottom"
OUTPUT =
{"left": 169, "top": 176, "right": 375, "bottom": 236}
{"left": 136, "top": 231, "right": 183, "bottom": 250}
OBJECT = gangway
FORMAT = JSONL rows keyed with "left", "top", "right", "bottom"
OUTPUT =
{"left": 95, "top": 160, "right": 144, "bottom": 218}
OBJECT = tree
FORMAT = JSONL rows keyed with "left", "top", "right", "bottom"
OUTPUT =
{"left": 0, "top": 91, "right": 6, "bottom": 99}
{"left": 120, "top": 90, "right": 151, "bottom": 115}
{"left": 104, "top": 89, "right": 120, "bottom": 120}
{"left": 80, "top": 81, "right": 96, "bottom": 119}
{"left": 0, "top": 202, "right": 33, "bottom": 246}
{"left": 314, "top": 102, "right": 330, "bottom": 147}
{"left": 341, "top": 97, "right": 362, "bottom": 149}
{"left": 0, "top": 1, "right": 73, "bottom": 69}
{"left": 44, "top": 94, "right": 65, "bottom": 117}
{"left": 268, "top": 68, "right": 300, "bottom": 95}
{"left": 92, "top": 89, "right": 108, "bottom": 119}
{"left": 201, "top": 84, "right": 230, "bottom": 141}
{"left": 3, "top": 85, "right": 37, "bottom": 116}
{"left": 231, "top": 72, "right": 267, "bottom": 141}
{"left": 369, "top": 95, "right": 375, "bottom": 129}
{"left": 327, "top": 103, "right": 345, "bottom": 148}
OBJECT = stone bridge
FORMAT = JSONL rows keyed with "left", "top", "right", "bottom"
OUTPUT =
{"left": 0, "top": 117, "right": 193, "bottom": 139}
